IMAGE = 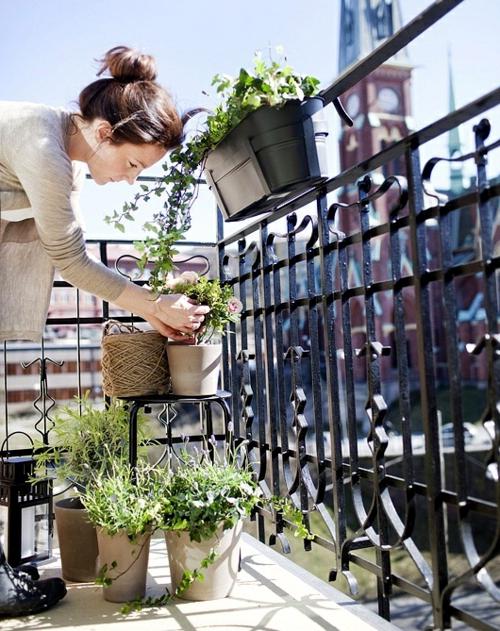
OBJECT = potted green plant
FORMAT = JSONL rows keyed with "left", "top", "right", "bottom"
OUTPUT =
{"left": 107, "top": 431, "right": 311, "bottom": 613}
{"left": 159, "top": 433, "right": 310, "bottom": 602}
{"left": 203, "top": 54, "right": 327, "bottom": 222}
{"left": 160, "top": 271, "right": 242, "bottom": 395}
{"left": 81, "top": 461, "right": 166, "bottom": 603}
{"left": 33, "top": 395, "right": 150, "bottom": 582}
{"left": 105, "top": 50, "right": 324, "bottom": 295}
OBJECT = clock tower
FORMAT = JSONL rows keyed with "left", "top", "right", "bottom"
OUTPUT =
{"left": 338, "top": 0, "right": 413, "bottom": 175}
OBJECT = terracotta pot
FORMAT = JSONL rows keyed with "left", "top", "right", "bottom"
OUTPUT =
{"left": 164, "top": 521, "right": 242, "bottom": 601}
{"left": 96, "top": 528, "right": 151, "bottom": 603}
{"left": 55, "top": 497, "right": 98, "bottom": 582}
{"left": 166, "top": 343, "right": 222, "bottom": 396}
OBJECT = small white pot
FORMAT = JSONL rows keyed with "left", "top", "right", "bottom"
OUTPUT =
{"left": 164, "top": 521, "right": 242, "bottom": 601}
{"left": 166, "top": 343, "right": 222, "bottom": 396}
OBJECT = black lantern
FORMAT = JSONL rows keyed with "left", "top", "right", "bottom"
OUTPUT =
{"left": 0, "top": 446, "right": 53, "bottom": 566}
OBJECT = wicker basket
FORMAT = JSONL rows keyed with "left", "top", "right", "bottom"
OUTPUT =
{"left": 101, "top": 320, "right": 170, "bottom": 397}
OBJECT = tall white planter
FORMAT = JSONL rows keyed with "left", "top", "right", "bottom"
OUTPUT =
{"left": 164, "top": 521, "right": 242, "bottom": 601}
{"left": 166, "top": 343, "right": 222, "bottom": 396}
{"left": 96, "top": 528, "right": 151, "bottom": 603}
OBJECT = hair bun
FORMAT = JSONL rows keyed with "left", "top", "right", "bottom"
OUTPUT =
{"left": 97, "top": 45, "right": 157, "bottom": 82}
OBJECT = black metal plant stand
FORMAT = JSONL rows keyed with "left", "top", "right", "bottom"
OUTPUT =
{"left": 119, "top": 391, "right": 232, "bottom": 469}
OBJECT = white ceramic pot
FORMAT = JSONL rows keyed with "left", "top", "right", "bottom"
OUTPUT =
{"left": 164, "top": 521, "right": 242, "bottom": 601}
{"left": 96, "top": 528, "right": 151, "bottom": 603}
{"left": 166, "top": 343, "right": 222, "bottom": 396}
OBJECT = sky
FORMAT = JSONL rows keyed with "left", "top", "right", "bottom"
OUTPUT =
{"left": 1, "top": 0, "right": 499, "bottom": 243}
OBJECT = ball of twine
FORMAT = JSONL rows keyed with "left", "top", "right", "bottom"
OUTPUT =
{"left": 101, "top": 321, "right": 170, "bottom": 397}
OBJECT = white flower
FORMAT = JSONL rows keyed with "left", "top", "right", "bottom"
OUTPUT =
{"left": 180, "top": 271, "right": 200, "bottom": 284}
{"left": 163, "top": 276, "right": 184, "bottom": 290}
{"left": 227, "top": 297, "right": 243, "bottom": 314}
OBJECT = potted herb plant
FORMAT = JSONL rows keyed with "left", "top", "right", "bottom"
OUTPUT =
{"left": 161, "top": 271, "right": 242, "bottom": 396}
{"left": 81, "top": 461, "right": 166, "bottom": 603}
{"left": 159, "top": 433, "right": 310, "bottom": 601}
{"left": 107, "top": 432, "right": 311, "bottom": 613}
{"left": 33, "top": 394, "right": 150, "bottom": 582}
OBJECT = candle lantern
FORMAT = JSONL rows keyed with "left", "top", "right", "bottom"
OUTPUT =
{"left": 0, "top": 435, "right": 53, "bottom": 566}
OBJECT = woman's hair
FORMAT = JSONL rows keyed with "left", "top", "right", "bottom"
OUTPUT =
{"left": 78, "top": 46, "right": 184, "bottom": 149}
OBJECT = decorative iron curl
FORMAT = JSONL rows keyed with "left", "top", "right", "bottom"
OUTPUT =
{"left": 421, "top": 119, "right": 500, "bottom": 204}
{"left": 115, "top": 253, "right": 210, "bottom": 281}
{"left": 334, "top": 173, "right": 429, "bottom": 599}
{"left": 237, "top": 348, "right": 293, "bottom": 552}
{"left": 222, "top": 239, "right": 260, "bottom": 279}
{"left": 265, "top": 212, "right": 319, "bottom": 263}
{"left": 437, "top": 334, "right": 500, "bottom": 605}
{"left": 337, "top": 179, "right": 418, "bottom": 550}
{"left": 21, "top": 356, "right": 63, "bottom": 446}
{"left": 327, "top": 174, "right": 408, "bottom": 229}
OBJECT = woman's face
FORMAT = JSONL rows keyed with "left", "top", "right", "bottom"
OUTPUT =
{"left": 87, "top": 123, "right": 167, "bottom": 185}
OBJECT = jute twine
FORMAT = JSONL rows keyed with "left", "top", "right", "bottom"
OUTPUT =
{"left": 101, "top": 320, "right": 170, "bottom": 397}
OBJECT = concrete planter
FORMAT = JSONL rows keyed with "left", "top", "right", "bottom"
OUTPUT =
{"left": 166, "top": 343, "right": 222, "bottom": 396}
{"left": 96, "top": 528, "right": 151, "bottom": 603}
{"left": 165, "top": 521, "right": 242, "bottom": 601}
{"left": 55, "top": 497, "right": 98, "bottom": 582}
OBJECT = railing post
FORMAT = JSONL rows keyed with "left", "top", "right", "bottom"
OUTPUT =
{"left": 406, "top": 145, "right": 450, "bottom": 629}
{"left": 316, "top": 191, "right": 348, "bottom": 582}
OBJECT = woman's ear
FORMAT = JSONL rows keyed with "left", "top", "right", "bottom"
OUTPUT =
{"left": 95, "top": 120, "right": 113, "bottom": 143}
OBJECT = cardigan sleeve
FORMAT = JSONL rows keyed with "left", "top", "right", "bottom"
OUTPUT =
{"left": 2, "top": 114, "right": 127, "bottom": 302}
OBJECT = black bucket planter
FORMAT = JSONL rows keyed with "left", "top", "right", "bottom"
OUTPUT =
{"left": 204, "top": 97, "right": 328, "bottom": 222}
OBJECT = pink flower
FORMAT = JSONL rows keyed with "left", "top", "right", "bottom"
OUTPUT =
{"left": 227, "top": 297, "right": 243, "bottom": 314}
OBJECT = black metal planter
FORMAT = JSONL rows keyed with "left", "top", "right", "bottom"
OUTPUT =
{"left": 204, "top": 97, "right": 328, "bottom": 222}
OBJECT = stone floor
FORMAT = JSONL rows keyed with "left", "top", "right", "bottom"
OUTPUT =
{"left": 2, "top": 533, "right": 401, "bottom": 631}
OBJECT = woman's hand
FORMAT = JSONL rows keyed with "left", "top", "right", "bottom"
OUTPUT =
{"left": 152, "top": 293, "right": 210, "bottom": 335}
{"left": 113, "top": 283, "right": 210, "bottom": 339}
{"left": 144, "top": 313, "right": 195, "bottom": 341}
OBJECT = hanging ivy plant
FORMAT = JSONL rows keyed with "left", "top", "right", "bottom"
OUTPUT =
{"left": 105, "top": 50, "right": 320, "bottom": 294}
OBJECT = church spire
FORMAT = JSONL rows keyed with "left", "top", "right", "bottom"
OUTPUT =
{"left": 448, "top": 48, "right": 463, "bottom": 194}
{"left": 338, "top": 0, "right": 407, "bottom": 73}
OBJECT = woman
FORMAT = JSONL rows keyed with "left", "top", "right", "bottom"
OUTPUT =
{"left": 0, "top": 46, "right": 209, "bottom": 616}
{"left": 0, "top": 45, "right": 209, "bottom": 342}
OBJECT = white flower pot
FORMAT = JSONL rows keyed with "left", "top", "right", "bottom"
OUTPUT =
{"left": 166, "top": 343, "right": 222, "bottom": 396}
{"left": 164, "top": 521, "right": 242, "bottom": 601}
{"left": 96, "top": 528, "right": 151, "bottom": 603}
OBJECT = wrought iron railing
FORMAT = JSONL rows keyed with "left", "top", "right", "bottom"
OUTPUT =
{"left": 1, "top": 1, "right": 499, "bottom": 628}
{"left": 216, "top": 105, "right": 499, "bottom": 629}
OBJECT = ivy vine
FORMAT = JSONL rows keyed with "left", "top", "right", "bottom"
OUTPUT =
{"left": 105, "top": 50, "right": 320, "bottom": 294}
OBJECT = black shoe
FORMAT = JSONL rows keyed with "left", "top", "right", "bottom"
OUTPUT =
{"left": 14, "top": 564, "right": 40, "bottom": 581}
{"left": 0, "top": 561, "right": 66, "bottom": 618}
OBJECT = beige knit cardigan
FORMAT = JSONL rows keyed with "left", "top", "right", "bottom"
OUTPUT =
{"left": 0, "top": 101, "right": 127, "bottom": 342}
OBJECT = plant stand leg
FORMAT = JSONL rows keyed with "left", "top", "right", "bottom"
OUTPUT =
{"left": 128, "top": 402, "right": 142, "bottom": 475}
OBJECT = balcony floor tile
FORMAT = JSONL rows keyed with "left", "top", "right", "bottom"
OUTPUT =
{"left": 2, "top": 533, "right": 400, "bottom": 630}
